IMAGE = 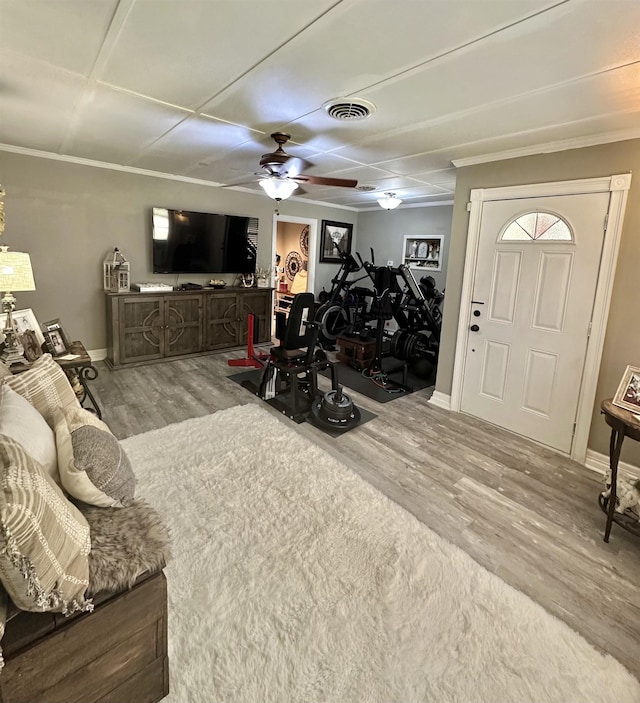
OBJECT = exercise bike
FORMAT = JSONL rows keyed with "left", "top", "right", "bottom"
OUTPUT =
{"left": 315, "top": 246, "right": 373, "bottom": 348}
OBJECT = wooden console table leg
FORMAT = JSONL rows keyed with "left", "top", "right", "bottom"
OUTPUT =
{"left": 604, "top": 427, "right": 625, "bottom": 543}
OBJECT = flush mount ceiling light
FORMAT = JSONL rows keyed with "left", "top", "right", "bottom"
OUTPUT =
{"left": 259, "top": 177, "right": 299, "bottom": 201}
{"left": 377, "top": 192, "right": 402, "bottom": 210}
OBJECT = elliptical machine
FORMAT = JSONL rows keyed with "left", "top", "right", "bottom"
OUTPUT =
{"left": 315, "top": 245, "right": 372, "bottom": 348}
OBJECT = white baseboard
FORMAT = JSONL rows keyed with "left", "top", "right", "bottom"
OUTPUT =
{"left": 88, "top": 348, "right": 107, "bottom": 362}
{"left": 428, "top": 391, "right": 451, "bottom": 411}
{"left": 584, "top": 449, "right": 640, "bottom": 481}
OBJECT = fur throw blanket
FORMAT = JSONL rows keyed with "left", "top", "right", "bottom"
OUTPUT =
{"left": 77, "top": 500, "right": 171, "bottom": 596}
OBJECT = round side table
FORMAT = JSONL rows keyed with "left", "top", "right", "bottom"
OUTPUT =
{"left": 599, "top": 399, "right": 640, "bottom": 542}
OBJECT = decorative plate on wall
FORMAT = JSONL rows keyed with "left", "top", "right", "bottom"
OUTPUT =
{"left": 300, "top": 225, "right": 309, "bottom": 257}
{"left": 285, "top": 251, "right": 303, "bottom": 280}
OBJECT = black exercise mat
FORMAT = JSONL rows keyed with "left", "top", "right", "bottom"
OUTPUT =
{"left": 319, "top": 360, "right": 434, "bottom": 404}
{"left": 227, "top": 369, "right": 377, "bottom": 436}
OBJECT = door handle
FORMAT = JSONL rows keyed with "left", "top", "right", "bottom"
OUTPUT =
{"left": 470, "top": 324, "right": 480, "bottom": 332}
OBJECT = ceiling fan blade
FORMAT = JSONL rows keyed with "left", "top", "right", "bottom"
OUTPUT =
{"left": 294, "top": 174, "right": 358, "bottom": 188}
{"left": 283, "top": 156, "right": 313, "bottom": 178}
{"left": 220, "top": 179, "right": 259, "bottom": 189}
{"left": 260, "top": 155, "right": 312, "bottom": 178}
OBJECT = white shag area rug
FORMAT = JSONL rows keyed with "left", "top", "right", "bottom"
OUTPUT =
{"left": 122, "top": 404, "right": 640, "bottom": 703}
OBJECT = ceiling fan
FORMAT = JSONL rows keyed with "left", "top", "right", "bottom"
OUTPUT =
{"left": 235, "top": 132, "right": 358, "bottom": 201}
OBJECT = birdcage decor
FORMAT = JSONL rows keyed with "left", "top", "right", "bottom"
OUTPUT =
{"left": 103, "top": 247, "right": 130, "bottom": 293}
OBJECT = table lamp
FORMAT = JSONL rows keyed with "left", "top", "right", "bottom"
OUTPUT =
{"left": 0, "top": 245, "right": 36, "bottom": 364}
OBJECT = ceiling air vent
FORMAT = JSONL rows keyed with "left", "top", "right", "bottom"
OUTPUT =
{"left": 323, "top": 98, "right": 376, "bottom": 121}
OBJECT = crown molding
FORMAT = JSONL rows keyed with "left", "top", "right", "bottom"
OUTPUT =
{"left": 451, "top": 128, "right": 640, "bottom": 168}
{"left": 0, "top": 143, "right": 360, "bottom": 211}
{"left": 0, "top": 143, "right": 228, "bottom": 187}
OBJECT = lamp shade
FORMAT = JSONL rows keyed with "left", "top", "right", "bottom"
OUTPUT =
{"left": 0, "top": 247, "right": 36, "bottom": 292}
{"left": 377, "top": 192, "right": 402, "bottom": 210}
{"left": 259, "top": 178, "right": 299, "bottom": 200}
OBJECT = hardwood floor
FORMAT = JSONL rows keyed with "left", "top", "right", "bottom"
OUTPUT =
{"left": 92, "top": 351, "right": 640, "bottom": 681}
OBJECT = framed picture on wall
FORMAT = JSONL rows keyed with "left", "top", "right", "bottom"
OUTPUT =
{"left": 319, "top": 220, "right": 353, "bottom": 263}
{"left": 401, "top": 235, "right": 443, "bottom": 271}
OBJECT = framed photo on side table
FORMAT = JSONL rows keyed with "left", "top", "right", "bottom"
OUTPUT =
{"left": 0, "top": 308, "right": 45, "bottom": 346}
{"left": 41, "top": 318, "right": 71, "bottom": 357}
{"left": 0, "top": 308, "right": 46, "bottom": 362}
{"left": 612, "top": 365, "right": 640, "bottom": 413}
{"left": 319, "top": 220, "right": 353, "bottom": 263}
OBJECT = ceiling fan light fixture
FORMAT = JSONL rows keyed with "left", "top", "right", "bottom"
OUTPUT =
{"left": 259, "top": 177, "right": 299, "bottom": 201}
{"left": 377, "top": 192, "right": 402, "bottom": 210}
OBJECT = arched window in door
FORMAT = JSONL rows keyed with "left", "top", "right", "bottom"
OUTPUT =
{"left": 500, "top": 211, "right": 573, "bottom": 242}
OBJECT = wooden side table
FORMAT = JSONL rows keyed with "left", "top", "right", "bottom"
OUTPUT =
{"left": 10, "top": 341, "right": 102, "bottom": 419}
{"left": 599, "top": 399, "right": 640, "bottom": 542}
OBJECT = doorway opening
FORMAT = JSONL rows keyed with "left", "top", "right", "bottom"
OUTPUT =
{"left": 271, "top": 215, "right": 317, "bottom": 335}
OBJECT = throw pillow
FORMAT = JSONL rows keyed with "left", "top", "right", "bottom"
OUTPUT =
{"left": 54, "top": 406, "right": 136, "bottom": 508}
{"left": 0, "top": 584, "right": 6, "bottom": 671}
{"left": 0, "top": 435, "right": 92, "bottom": 614}
{"left": 4, "top": 354, "right": 79, "bottom": 428}
{"left": 0, "top": 385, "right": 60, "bottom": 484}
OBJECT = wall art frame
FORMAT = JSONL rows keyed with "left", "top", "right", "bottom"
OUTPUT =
{"left": 319, "top": 220, "right": 353, "bottom": 263}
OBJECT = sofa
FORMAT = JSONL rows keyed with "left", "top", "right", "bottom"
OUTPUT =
{"left": 0, "top": 354, "right": 170, "bottom": 703}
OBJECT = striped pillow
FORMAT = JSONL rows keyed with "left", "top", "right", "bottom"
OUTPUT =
{"left": 3, "top": 354, "right": 80, "bottom": 428}
{"left": 0, "top": 435, "right": 93, "bottom": 614}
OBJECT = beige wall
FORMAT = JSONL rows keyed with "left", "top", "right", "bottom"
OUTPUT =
{"left": 0, "top": 151, "right": 356, "bottom": 350}
{"left": 436, "top": 138, "right": 640, "bottom": 465}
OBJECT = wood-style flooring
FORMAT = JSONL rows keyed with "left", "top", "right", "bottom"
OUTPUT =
{"left": 91, "top": 350, "right": 640, "bottom": 681}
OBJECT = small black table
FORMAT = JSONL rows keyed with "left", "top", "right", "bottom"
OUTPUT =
{"left": 599, "top": 399, "right": 640, "bottom": 542}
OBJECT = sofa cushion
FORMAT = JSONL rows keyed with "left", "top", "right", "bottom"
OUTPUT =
{"left": 54, "top": 406, "right": 136, "bottom": 508}
{"left": 0, "top": 385, "right": 59, "bottom": 484}
{"left": 4, "top": 354, "right": 80, "bottom": 428}
{"left": 0, "top": 435, "right": 92, "bottom": 615}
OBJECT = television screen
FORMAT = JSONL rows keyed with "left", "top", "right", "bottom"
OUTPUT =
{"left": 152, "top": 207, "right": 257, "bottom": 274}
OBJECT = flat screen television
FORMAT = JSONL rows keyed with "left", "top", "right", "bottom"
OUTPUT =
{"left": 152, "top": 207, "right": 258, "bottom": 274}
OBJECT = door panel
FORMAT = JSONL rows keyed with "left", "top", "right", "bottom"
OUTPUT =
{"left": 119, "top": 297, "right": 164, "bottom": 363}
{"left": 522, "top": 349, "right": 557, "bottom": 415}
{"left": 164, "top": 295, "right": 203, "bottom": 357}
{"left": 461, "top": 192, "right": 610, "bottom": 453}
{"left": 532, "top": 252, "right": 572, "bottom": 331}
{"left": 480, "top": 341, "right": 510, "bottom": 400}
{"left": 489, "top": 251, "right": 521, "bottom": 323}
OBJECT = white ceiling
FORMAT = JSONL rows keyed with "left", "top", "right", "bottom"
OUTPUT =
{"left": 2, "top": 0, "right": 640, "bottom": 211}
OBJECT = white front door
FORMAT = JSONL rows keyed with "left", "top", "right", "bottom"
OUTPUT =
{"left": 460, "top": 192, "right": 610, "bottom": 453}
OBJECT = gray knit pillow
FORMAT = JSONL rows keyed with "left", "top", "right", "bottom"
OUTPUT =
{"left": 54, "top": 406, "right": 136, "bottom": 508}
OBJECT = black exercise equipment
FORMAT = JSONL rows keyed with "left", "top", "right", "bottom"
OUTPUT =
{"left": 315, "top": 244, "right": 372, "bottom": 347}
{"left": 256, "top": 292, "right": 360, "bottom": 431}
{"left": 257, "top": 293, "right": 331, "bottom": 422}
{"left": 310, "top": 385, "right": 361, "bottom": 433}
